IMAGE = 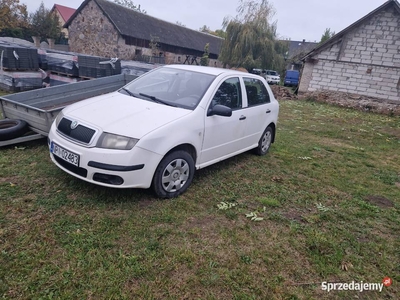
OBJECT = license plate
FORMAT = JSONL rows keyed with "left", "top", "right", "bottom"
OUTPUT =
{"left": 51, "top": 142, "right": 80, "bottom": 167}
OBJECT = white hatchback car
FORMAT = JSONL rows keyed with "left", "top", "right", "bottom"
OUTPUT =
{"left": 48, "top": 65, "right": 279, "bottom": 198}
{"left": 265, "top": 70, "right": 280, "bottom": 85}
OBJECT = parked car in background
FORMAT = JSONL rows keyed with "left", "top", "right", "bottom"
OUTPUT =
{"left": 264, "top": 70, "right": 280, "bottom": 85}
{"left": 48, "top": 65, "right": 280, "bottom": 198}
{"left": 250, "top": 68, "right": 263, "bottom": 76}
{"left": 284, "top": 70, "right": 300, "bottom": 87}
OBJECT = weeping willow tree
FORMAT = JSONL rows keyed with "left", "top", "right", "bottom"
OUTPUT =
{"left": 219, "top": 0, "right": 286, "bottom": 72}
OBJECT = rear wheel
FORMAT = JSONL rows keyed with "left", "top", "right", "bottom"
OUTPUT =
{"left": 255, "top": 126, "right": 273, "bottom": 156}
{"left": 0, "top": 119, "right": 29, "bottom": 141}
{"left": 152, "top": 150, "right": 195, "bottom": 198}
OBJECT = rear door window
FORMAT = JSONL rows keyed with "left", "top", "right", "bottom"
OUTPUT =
{"left": 243, "top": 78, "right": 270, "bottom": 107}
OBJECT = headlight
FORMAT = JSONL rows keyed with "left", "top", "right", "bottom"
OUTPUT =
{"left": 55, "top": 110, "right": 64, "bottom": 127}
{"left": 97, "top": 132, "right": 138, "bottom": 150}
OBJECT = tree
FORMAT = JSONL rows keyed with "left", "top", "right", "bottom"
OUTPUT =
{"left": 114, "top": 0, "right": 146, "bottom": 13}
{"left": 214, "top": 29, "right": 226, "bottom": 39}
{"left": 176, "top": 21, "right": 186, "bottom": 27}
{"left": 199, "top": 25, "right": 226, "bottom": 38}
{"left": 199, "top": 25, "right": 211, "bottom": 33}
{"left": 320, "top": 28, "right": 335, "bottom": 44}
{"left": 200, "top": 43, "right": 210, "bottom": 66}
{"left": 30, "top": 2, "right": 63, "bottom": 40}
{"left": 219, "top": 0, "right": 285, "bottom": 71}
{"left": 0, "top": 0, "right": 29, "bottom": 33}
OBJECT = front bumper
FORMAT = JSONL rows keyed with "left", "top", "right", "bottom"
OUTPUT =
{"left": 284, "top": 80, "right": 298, "bottom": 86}
{"left": 48, "top": 125, "right": 162, "bottom": 189}
{"left": 267, "top": 77, "right": 280, "bottom": 84}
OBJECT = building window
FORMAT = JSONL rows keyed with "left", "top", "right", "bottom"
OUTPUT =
{"left": 135, "top": 49, "right": 142, "bottom": 56}
{"left": 178, "top": 56, "right": 181, "bottom": 62}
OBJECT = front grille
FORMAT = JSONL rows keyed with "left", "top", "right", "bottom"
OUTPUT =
{"left": 53, "top": 155, "right": 88, "bottom": 178}
{"left": 58, "top": 118, "right": 95, "bottom": 144}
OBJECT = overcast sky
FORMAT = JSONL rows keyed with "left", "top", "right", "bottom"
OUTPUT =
{"left": 23, "top": 0, "right": 388, "bottom": 42}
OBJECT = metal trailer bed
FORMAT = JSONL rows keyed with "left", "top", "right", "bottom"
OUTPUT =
{"left": 0, "top": 74, "right": 136, "bottom": 147}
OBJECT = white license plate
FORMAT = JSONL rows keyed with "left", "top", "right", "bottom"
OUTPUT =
{"left": 51, "top": 142, "right": 80, "bottom": 167}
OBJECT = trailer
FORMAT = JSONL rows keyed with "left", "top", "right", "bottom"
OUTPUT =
{"left": 0, "top": 74, "right": 136, "bottom": 147}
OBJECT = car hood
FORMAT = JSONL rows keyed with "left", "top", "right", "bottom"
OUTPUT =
{"left": 62, "top": 91, "right": 191, "bottom": 138}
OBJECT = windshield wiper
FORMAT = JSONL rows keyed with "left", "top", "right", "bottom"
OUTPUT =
{"left": 139, "top": 93, "right": 177, "bottom": 107}
{"left": 120, "top": 87, "right": 135, "bottom": 97}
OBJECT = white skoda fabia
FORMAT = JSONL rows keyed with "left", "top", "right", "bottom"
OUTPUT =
{"left": 48, "top": 65, "right": 279, "bottom": 198}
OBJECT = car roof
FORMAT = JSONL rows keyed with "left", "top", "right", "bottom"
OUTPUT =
{"left": 164, "top": 64, "right": 250, "bottom": 77}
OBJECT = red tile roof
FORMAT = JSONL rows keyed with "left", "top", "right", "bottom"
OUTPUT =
{"left": 52, "top": 4, "right": 76, "bottom": 23}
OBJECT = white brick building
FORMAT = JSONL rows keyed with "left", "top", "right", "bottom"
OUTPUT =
{"left": 299, "top": 0, "right": 400, "bottom": 102}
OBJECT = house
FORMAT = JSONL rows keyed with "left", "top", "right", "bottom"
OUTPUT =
{"left": 51, "top": 4, "right": 76, "bottom": 38}
{"left": 64, "top": 0, "right": 224, "bottom": 66}
{"left": 285, "top": 39, "right": 318, "bottom": 70}
{"left": 299, "top": 0, "right": 400, "bottom": 102}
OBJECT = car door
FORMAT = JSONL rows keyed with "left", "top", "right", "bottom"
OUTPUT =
{"left": 199, "top": 77, "right": 247, "bottom": 166}
{"left": 242, "top": 77, "right": 276, "bottom": 146}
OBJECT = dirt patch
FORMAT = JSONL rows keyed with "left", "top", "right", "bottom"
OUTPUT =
{"left": 271, "top": 86, "right": 400, "bottom": 116}
{"left": 300, "top": 90, "right": 400, "bottom": 116}
{"left": 270, "top": 85, "right": 298, "bottom": 100}
{"left": 365, "top": 195, "right": 394, "bottom": 208}
{"left": 284, "top": 211, "right": 305, "bottom": 223}
{"left": 137, "top": 199, "right": 155, "bottom": 209}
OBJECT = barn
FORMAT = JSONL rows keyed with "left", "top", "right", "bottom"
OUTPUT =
{"left": 64, "top": 0, "right": 224, "bottom": 66}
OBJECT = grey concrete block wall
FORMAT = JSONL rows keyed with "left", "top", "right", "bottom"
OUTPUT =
{"left": 299, "top": 4, "right": 400, "bottom": 102}
{"left": 306, "top": 61, "right": 400, "bottom": 101}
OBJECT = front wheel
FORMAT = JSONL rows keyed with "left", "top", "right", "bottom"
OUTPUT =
{"left": 255, "top": 126, "right": 273, "bottom": 156}
{"left": 152, "top": 150, "right": 195, "bottom": 198}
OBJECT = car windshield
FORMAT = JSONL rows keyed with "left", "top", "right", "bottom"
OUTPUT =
{"left": 119, "top": 67, "right": 216, "bottom": 110}
{"left": 267, "top": 71, "right": 278, "bottom": 76}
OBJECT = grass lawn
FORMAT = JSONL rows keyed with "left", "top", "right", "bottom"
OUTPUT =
{"left": 0, "top": 99, "right": 399, "bottom": 299}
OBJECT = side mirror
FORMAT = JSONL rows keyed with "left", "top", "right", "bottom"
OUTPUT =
{"left": 207, "top": 104, "right": 232, "bottom": 117}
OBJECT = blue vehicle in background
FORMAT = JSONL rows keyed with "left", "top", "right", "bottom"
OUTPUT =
{"left": 284, "top": 70, "right": 300, "bottom": 87}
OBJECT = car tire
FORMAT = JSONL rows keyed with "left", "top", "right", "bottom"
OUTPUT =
{"left": 0, "top": 119, "right": 29, "bottom": 141}
{"left": 152, "top": 150, "right": 195, "bottom": 198}
{"left": 255, "top": 126, "right": 273, "bottom": 156}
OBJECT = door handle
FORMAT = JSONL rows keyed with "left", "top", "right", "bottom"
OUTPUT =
{"left": 266, "top": 109, "right": 271, "bottom": 114}
{"left": 239, "top": 115, "right": 246, "bottom": 120}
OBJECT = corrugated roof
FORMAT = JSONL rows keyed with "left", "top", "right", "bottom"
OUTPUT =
{"left": 52, "top": 4, "right": 76, "bottom": 23}
{"left": 302, "top": 0, "right": 400, "bottom": 60}
{"left": 287, "top": 40, "right": 318, "bottom": 59}
{"left": 64, "top": 0, "right": 223, "bottom": 56}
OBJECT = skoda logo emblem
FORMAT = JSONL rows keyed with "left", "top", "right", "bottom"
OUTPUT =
{"left": 70, "top": 120, "right": 79, "bottom": 130}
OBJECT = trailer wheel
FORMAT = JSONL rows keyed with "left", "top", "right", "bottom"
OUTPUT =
{"left": 0, "top": 119, "right": 29, "bottom": 141}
